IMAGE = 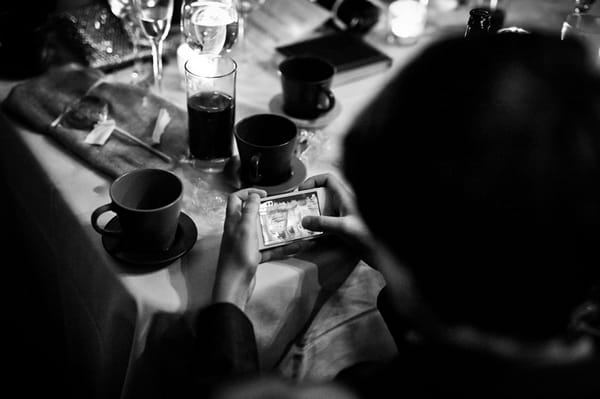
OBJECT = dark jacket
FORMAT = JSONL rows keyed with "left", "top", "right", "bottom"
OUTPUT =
{"left": 128, "top": 294, "right": 600, "bottom": 399}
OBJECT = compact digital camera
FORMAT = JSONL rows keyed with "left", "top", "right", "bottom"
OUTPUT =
{"left": 257, "top": 188, "right": 330, "bottom": 250}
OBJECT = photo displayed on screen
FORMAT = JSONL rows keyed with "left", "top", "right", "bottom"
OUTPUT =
{"left": 259, "top": 192, "right": 322, "bottom": 246}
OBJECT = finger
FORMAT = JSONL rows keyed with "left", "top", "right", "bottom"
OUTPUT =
{"left": 241, "top": 192, "right": 261, "bottom": 221}
{"left": 246, "top": 188, "right": 268, "bottom": 198}
{"left": 302, "top": 215, "right": 343, "bottom": 233}
{"left": 324, "top": 174, "right": 353, "bottom": 198}
{"left": 226, "top": 189, "right": 267, "bottom": 220}
{"left": 261, "top": 240, "right": 316, "bottom": 262}
{"left": 226, "top": 192, "right": 243, "bottom": 220}
{"left": 300, "top": 173, "right": 353, "bottom": 200}
{"left": 233, "top": 188, "right": 268, "bottom": 201}
{"left": 298, "top": 173, "right": 332, "bottom": 190}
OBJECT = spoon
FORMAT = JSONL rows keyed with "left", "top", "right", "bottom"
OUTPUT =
{"left": 60, "top": 95, "right": 172, "bottom": 163}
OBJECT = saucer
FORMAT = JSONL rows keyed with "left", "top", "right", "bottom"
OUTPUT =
{"left": 240, "top": 156, "right": 307, "bottom": 195}
{"left": 268, "top": 93, "right": 342, "bottom": 130}
{"left": 102, "top": 212, "right": 198, "bottom": 270}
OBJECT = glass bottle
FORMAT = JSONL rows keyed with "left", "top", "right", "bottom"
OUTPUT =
{"left": 574, "top": 0, "right": 596, "bottom": 13}
{"left": 472, "top": 0, "right": 509, "bottom": 32}
{"left": 464, "top": 7, "right": 491, "bottom": 38}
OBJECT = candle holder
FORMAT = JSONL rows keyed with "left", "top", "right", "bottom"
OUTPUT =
{"left": 387, "top": 0, "right": 429, "bottom": 46}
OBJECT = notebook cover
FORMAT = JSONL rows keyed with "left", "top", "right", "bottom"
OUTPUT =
{"left": 276, "top": 31, "right": 393, "bottom": 84}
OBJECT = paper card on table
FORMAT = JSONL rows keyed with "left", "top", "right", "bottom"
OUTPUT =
{"left": 245, "top": 0, "right": 331, "bottom": 56}
{"left": 151, "top": 108, "right": 171, "bottom": 144}
{"left": 85, "top": 119, "right": 116, "bottom": 145}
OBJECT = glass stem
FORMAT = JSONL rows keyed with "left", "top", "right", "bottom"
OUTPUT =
{"left": 151, "top": 39, "right": 164, "bottom": 92}
{"left": 239, "top": 13, "right": 247, "bottom": 53}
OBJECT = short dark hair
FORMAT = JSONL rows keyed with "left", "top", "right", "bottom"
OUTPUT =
{"left": 344, "top": 33, "right": 600, "bottom": 340}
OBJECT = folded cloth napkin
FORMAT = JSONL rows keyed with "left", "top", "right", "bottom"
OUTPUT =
{"left": 2, "top": 63, "right": 188, "bottom": 178}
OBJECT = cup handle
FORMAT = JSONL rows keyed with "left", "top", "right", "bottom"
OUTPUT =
{"left": 250, "top": 153, "right": 262, "bottom": 183}
{"left": 91, "top": 203, "right": 121, "bottom": 237}
{"left": 317, "top": 88, "right": 336, "bottom": 113}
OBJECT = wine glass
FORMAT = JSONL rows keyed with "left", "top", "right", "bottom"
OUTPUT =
{"left": 180, "top": 0, "right": 239, "bottom": 55}
{"left": 107, "top": 0, "right": 150, "bottom": 85}
{"left": 132, "top": 0, "right": 174, "bottom": 93}
{"left": 574, "top": 0, "right": 597, "bottom": 13}
{"left": 236, "top": 0, "right": 265, "bottom": 55}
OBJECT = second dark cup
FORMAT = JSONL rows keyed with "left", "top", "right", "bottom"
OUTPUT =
{"left": 91, "top": 168, "right": 183, "bottom": 251}
{"left": 279, "top": 56, "right": 336, "bottom": 120}
{"left": 235, "top": 114, "right": 298, "bottom": 187}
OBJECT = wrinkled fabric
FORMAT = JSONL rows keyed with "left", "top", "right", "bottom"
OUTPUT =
{"left": 2, "top": 63, "right": 187, "bottom": 178}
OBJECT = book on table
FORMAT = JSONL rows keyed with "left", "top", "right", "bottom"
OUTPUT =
{"left": 275, "top": 31, "right": 393, "bottom": 86}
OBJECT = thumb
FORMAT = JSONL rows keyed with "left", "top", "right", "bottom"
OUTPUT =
{"left": 302, "top": 215, "right": 343, "bottom": 234}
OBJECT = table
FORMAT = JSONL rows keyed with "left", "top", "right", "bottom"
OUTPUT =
{"left": 0, "top": 1, "right": 581, "bottom": 398}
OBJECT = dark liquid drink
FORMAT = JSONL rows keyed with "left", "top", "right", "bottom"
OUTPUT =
{"left": 187, "top": 91, "right": 235, "bottom": 161}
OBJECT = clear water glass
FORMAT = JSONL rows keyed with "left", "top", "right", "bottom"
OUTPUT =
{"left": 180, "top": 0, "right": 239, "bottom": 55}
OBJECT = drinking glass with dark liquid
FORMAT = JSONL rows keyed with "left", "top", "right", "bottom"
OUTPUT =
{"left": 184, "top": 54, "right": 237, "bottom": 172}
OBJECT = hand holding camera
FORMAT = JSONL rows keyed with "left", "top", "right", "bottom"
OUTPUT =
{"left": 214, "top": 173, "right": 375, "bottom": 308}
{"left": 299, "top": 173, "right": 381, "bottom": 265}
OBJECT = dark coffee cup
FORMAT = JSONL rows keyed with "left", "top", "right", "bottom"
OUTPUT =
{"left": 234, "top": 114, "right": 298, "bottom": 186}
{"left": 279, "top": 56, "right": 336, "bottom": 120}
{"left": 91, "top": 168, "right": 183, "bottom": 251}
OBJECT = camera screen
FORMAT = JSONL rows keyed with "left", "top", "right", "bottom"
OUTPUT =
{"left": 259, "top": 191, "right": 322, "bottom": 247}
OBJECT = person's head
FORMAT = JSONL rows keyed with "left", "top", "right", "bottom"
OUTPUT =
{"left": 343, "top": 33, "right": 600, "bottom": 348}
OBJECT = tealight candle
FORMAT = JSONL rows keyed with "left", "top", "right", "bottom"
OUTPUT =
{"left": 388, "top": 0, "right": 429, "bottom": 45}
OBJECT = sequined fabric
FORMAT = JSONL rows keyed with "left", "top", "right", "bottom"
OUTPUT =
{"left": 47, "top": 4, "right": 156, "bottom": 70}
